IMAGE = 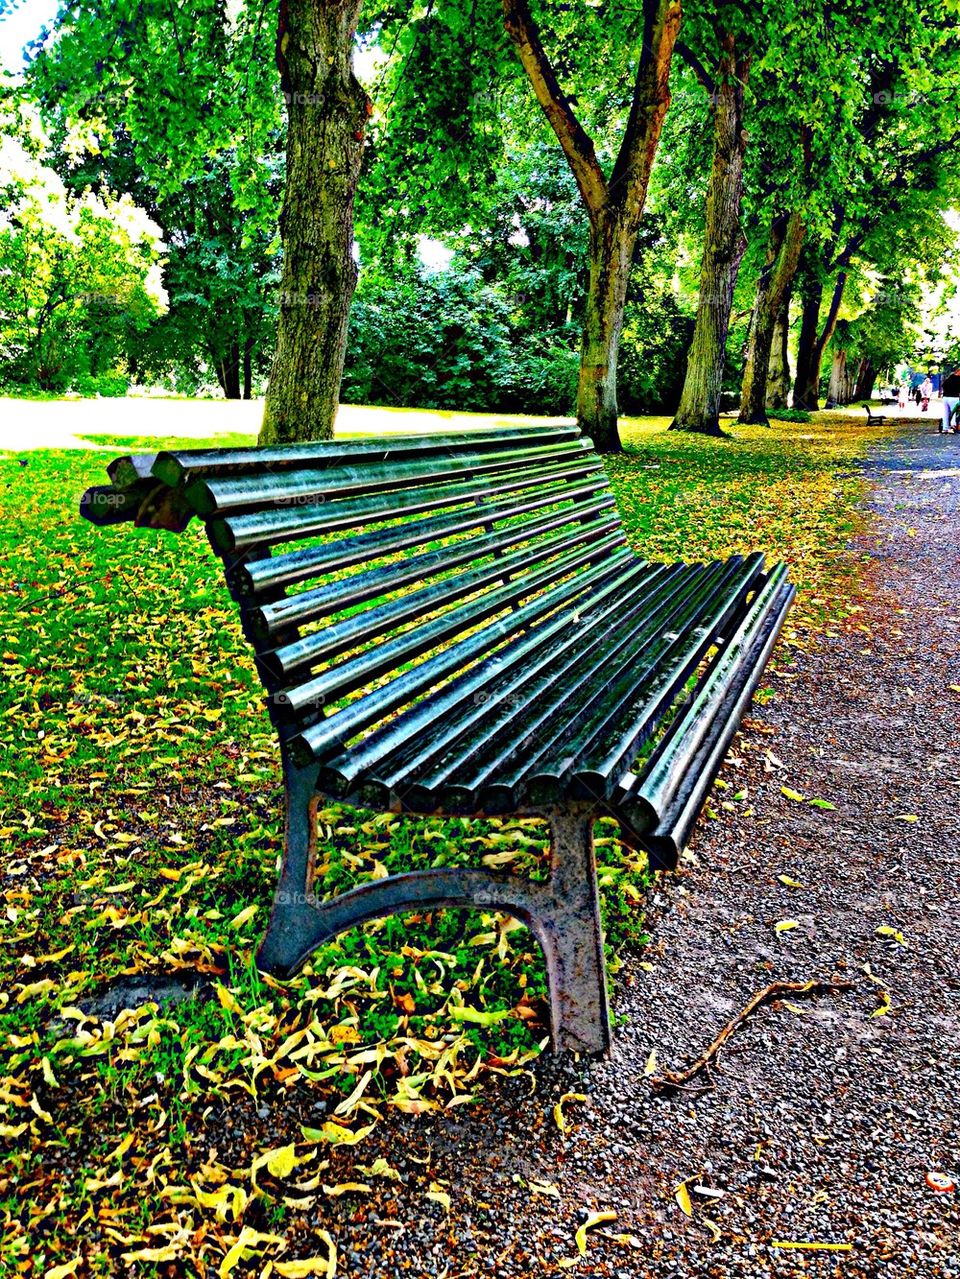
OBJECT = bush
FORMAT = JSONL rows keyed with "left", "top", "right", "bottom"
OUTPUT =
{"left": 74, "top": 373, "right": 130, "bottom": 397}
{"left": 766, "top": 408, "right": 812, "bottom": 423}
{"left": 342, "top": 266, "right": 517, "bottom": 412}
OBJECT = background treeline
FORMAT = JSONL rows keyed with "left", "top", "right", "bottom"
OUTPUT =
{"left": 2, "top": 0, "right": 959, "bottom": 426}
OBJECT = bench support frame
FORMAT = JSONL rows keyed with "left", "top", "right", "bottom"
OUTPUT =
{"left": 256, "top": 748, "right": 612, "bottom": 1055}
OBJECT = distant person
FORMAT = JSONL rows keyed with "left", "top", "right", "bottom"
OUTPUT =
{"left": 898, "top": 381, "right": 908, "bottom": 411}
{"left": 919, "top": 375, "right": 933, "bottom": 411}
{"left": 941, "top": 368, "right": 960, "bottom": 433}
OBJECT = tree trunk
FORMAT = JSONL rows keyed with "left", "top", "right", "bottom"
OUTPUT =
{"left": 792, "top": 281, "right": 823, "bottom": 410}
{"left": 671, "top": 36, "right": 750, "bottom": 435}
{"left": 243, "top": 336, "right": 255, "bottom": 400}
{"left": 766, "top": 291, "right": 791, "bottom": 409}
{"left": 577, "top": 213, "right": 635, "bottom": 452}
{"left": 852, "top": 357, "right": 875, "bottom": 401}
{"left": 260, "top": 0, "right": 369, "bottom": 445}
{"left": 738, "top": 212, "right": 804, "bottom": 425}
{"left": 220, "top": 342, "right": 242, "bottom": 399}
{"left": 503, "top": 0, "right": 680, "bottom": 453}
{"left": 825, "top": 346, "right": 847, "bottom": 407}
{"left": 794, "top": 271, "right": 848, "bottom": 411}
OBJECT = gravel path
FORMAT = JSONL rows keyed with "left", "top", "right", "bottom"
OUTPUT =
{"left": 310, "top": 425, "right": 960, "bottom": 1279}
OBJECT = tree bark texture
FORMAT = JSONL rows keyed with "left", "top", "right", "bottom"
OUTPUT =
{"left": 261, "top": 0, "right": 369, "bottom": 445}
{"left": 793, "top": 270, "right": 847, "bottom": 411}
{"left": 576, "top": 214, "right": 635, "bottom": 449}
{"left": 504, "top": 0, "right": 681, "bottom": 452}
{"left": 825, "top": 346, "right": 848, "bottom": 406}
{"left": 852, "top": 357, "right": 875, "bottom": 402}
{"left": 737, "top": 212, "right": 804, "bottom": 425}
{"left": 671, "top": 36, "right": 750, "bottom": 435}
{"left": 766, "top": 292, "right": 791, "bottom": 409}
{"left": 792, "top": 279, "right": 822, "bottom": 410}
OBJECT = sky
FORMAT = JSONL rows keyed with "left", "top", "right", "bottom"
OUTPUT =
{"left": 0, "top": 0, "right": 59, "bottom": 73}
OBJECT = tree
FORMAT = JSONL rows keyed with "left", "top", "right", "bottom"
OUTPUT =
{"left": 737, "top": 212, "right": 804, "bottom": 422}
{"left": 789, "top": 21, "right": 960, "bottom": 410}
{"left": 502, "top": 0, "right": 681, "bottom": 451}
{"left": 29, "top": 0, "right": 284, "bottom": 402}
{"left": 261, "top": 0, "right": 370, "bottom": 442}
{"left": 0, "top": 94, "right": 166, "bottom": 392}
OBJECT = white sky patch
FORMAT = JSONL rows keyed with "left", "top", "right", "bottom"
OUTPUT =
{"left": 417, "top": 235, "right": 454, "bottom": 272}
{"left": 0, "top": 0, "right": 59, "bottom": 73}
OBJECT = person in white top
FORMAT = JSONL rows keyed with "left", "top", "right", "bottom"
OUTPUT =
{"left": 941, "top": 369, "right": 960, "bottom": 433}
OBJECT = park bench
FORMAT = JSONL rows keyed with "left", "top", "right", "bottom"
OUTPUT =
{"left": 80, "top": 426, "right": 794, "bottom": 1054}
{"left": 864, "top": 404, "right": 887, "bottom": 426}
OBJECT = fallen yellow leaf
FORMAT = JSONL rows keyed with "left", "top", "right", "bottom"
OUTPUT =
{"left": 230, "top": 903, "right": 259, "bottom": 929}
{"left": 45, "top": 1258, "right": 82, "bottom": 1279}
{"left": 675, "top": 1180, "right": 693, "bottom": 1217}
{"left": 575, "top": 1210, "right": 617, "bottom": 1255}
{"left": 553, "top": 1092, "right": 588, "bottom": 1135}
{"left": 300, "top": 1121, "right": 376, "bottom": 1147}
{"left": 273, "top": 1233, "right": 337, "bottom": 1278}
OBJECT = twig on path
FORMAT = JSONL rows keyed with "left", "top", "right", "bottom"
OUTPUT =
{"left": 647, "top": 978, "right": 857, "bottom": 1094}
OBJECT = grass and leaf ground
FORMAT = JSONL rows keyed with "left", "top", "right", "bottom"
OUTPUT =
{"left": 0, "top": 409, "right": 889, "bottom": 1276}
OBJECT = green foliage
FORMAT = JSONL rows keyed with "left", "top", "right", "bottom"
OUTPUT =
{"left": 0, "top": 93, "right": 166, "bottom": 392}
{"left": 766, "top": 408, "right": 812, "bottom": 423}
{"left": 342, "top": 263, "right": 517, "bottom": 411}
{"left": 27, "top": 0, "right": 284, "bottom": 397}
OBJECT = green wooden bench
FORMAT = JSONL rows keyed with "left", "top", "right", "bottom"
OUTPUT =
{"left": 80, "top": 426, "right": 793, "bottom": 1054}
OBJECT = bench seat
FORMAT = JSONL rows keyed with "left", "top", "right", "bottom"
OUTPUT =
{"left": 81, "top": 426, "right": 793, "bottom": 1054}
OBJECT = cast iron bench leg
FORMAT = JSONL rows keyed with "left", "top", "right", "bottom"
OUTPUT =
{"left": 256, "top": 751, "right": 330, "bottom": 977}
{"left": 257, "top": 776, "right": 612, "bottom": 1055}
{"left": 540, "top": 809, "right": 611, "bottom": 1057}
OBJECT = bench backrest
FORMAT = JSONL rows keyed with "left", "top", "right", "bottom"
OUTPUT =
{"left": 132, "top": 428, "right": 631, "bottom": 761}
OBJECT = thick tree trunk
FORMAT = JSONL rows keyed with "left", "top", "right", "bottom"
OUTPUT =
{"left": 671, "top": 36, "right": 750, "bottom": 435}
{"left": 766, "top": 292, "right": 791, "bottom": 409}
{"left": 852, "top": 357, "right": 875, "bottom": 401}
{"left": 738, "top": 212, "right": 804, "bottom": 425}
{"left": 825, "top": 346, "right": 847, "bottom": 407}
{"left": 577, "top": 214, "right": 635, "bottom": 452}
{"left": 793, "top": 271, "right": 847, "bottom": 411}
{"left": 792, "top": 282, "right": 822, "bottom": 410}
{"left": 260, "top": 0, "right": 369, "bottom": 444}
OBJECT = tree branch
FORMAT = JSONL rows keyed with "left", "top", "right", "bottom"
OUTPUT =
{"left": 608, "top": 0, "right": 681, "bottom": 218}
{"left": 674, "top": 39, "right": 716, "bottom": 95}
{"left": 502, "top": 0, "right": 608, "bottom": 219}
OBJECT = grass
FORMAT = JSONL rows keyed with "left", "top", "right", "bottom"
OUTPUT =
{"left": 0, "top": 407, "right": 888, "bottom": 1276}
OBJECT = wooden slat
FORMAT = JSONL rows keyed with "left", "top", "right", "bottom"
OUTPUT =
{"left": 262, "top": 513, "right": 622, "bottom": 678}
{"left": 420, "top": 561, "right": 716, "bottom": 813}
{"left": 319, "top": 557, "right": 662, "bottom": 802}
{"left": 367, "top": 560, "right": 678, "bottom": 810}
{"left": 291, "top": 547, "right": 635, "bottom": 762}
{"left": 253, "top": 495, "right": 617, "bottom": 638}
{"left": 280, "top": 529, "right": 627, "bottom": 713}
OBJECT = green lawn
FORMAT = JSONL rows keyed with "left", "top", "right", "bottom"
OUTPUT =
{"left": 0, "top": 410, "right": 884, "bottom": 1276}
